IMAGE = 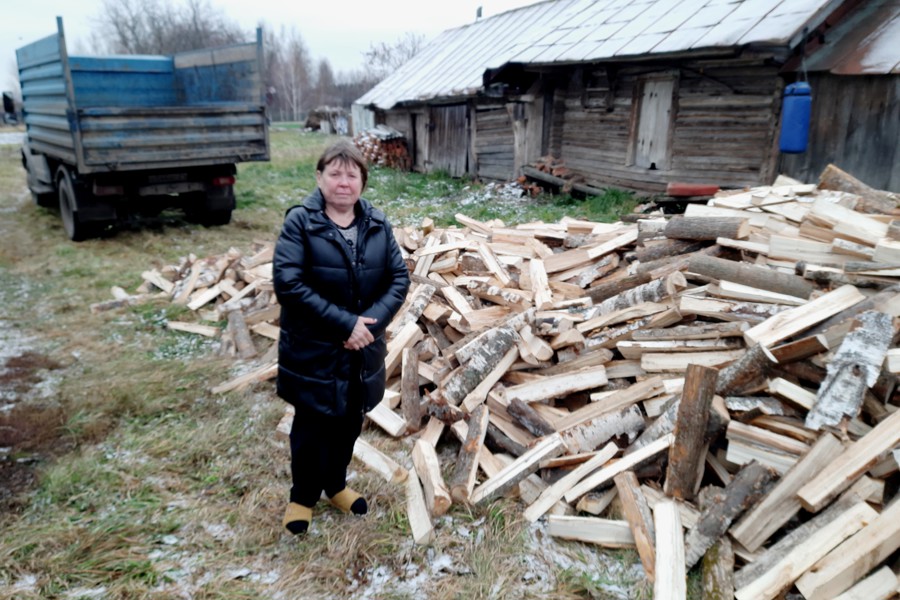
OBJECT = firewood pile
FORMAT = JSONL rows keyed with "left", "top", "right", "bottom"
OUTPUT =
{"left": 353, "top": 125, "right": 412, "bottom": 170}
{"left": 95, "top": 163, "right": 900, "bottom": 598}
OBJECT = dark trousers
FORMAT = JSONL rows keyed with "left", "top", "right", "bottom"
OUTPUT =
{"left": 289, "top": 399, "right": 364, "bottom": 507}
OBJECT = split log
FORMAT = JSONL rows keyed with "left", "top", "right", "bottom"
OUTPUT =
{"left": 614, "top": 471, "right": 656, "bottom": 582}
{"left": 559, "top": 405, "right": 645, "bottom": 455}
{"left": 587, "top": 272, "right": 652, "bottom": 303}
{"left": 385, "top": 321, "right": 425, "bottom": 378}
{"left": 632, "top": 321, "right": 748, "bottom": 342}
{"left": 558, "top": 376, "right": 665, "bottom": 432}
{"left": 795, "top": 497, "right": 900, "bottom": 599}
{"left": 589, "top": 272, "right": 686, "bottom": 318}
{"left": 388, "top": 283, "right": 436, "bottom": 337}
{"left": 503, "top": 367, "right": 608, "bottom": 404}
{"left": 654, "top": 500, "right": 687, "bottom": 600}
{"left": 470, "top": 433, "right": 565, "bottom": 504}
{"left": 818, "top": 163, "right": 898, "bottom": 214}
{"left": 730, "top": 432, "right": 844, "bottom": 552}
{"left": 664, "top": 216, "right": 749, "bottom": 241}
{"left": 701, "top": 536, "right": 734, "bottom": 600}
{"left": 406, "top": 465, "right": 435, "bottom": 545}
{"left": 366, "top": 400, "right": 407, "bottom": 437}
{"left": 806, "top": 311, "right": 894, "bottom": 430}
{"left": 629, "top": 395, "right": 729, "bottom": 455}
{"left": 633, "top": 239, "right": 708, "bottom": 263}
{"left": 688, "top": 255, "right": 815, "bottom": 300}
{"left": 529, "top": 259, "right": 553, "bottom": 309}
{"left": 564, "top": 433, "right": 674, "bottom": 503}
{"left": 523, "top": 442, "right": 617, "bottom": 522}
{"left": 743, "top": 284, "right": 866, "bottom": 348}
{"left": 665, "top": 364, "right": 718, "bottom": 501}
{"left": 401, "top": 348, "right": 423, "bottom": 433}
{"left": 352, "top": 437, "right": 408, "bottom": 484}
{"left": 225, "top": 309, "right": 257, "bottom": 359}
{"left": 797, "top": 407, "right": 900, "bottom": 512}
{"left": 683, "top": 461, "right": 776, "bottom": 569}
{"left": 547, "top": 515, "right": 635, "bottom": 548}
{"left": 735, "top": 497, "right": 877, "bottom": 600}
{"left": 507, "top": 398, "right": 556, "bottom": 437}
{"left": 449, "top": 405, "right": 490, "bottom": 504}
{"left": 412, "top": 438, "right": 451, "bottom": 517}
{"left": 831, "top": 566, "right": 898, "bottom": 600}
{"left": 439, "top": 325, "right": 517, "bottom": 405}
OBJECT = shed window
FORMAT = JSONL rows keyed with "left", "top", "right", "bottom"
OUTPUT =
{"left": 631, "top": 75, "right": 677, "bottom": 170}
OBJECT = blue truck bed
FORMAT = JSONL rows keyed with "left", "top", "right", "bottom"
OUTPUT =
{"left": 17, "top": 17, "right": 270, "bottom": 240}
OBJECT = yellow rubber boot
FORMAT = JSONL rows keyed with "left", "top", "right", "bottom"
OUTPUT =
{"left": 329, "top": 488, "right": 367, "bottom": 515}
{"left": 283, "top": 502, "right": 313, "bottom": 534}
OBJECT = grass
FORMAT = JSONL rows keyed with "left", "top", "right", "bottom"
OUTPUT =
{"left": 0, "top": 132, "right": 660, "bottom": 600}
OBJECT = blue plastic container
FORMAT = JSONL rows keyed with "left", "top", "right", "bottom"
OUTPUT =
{"left": 779, "top": 81, "right": 812, "bottom": 153}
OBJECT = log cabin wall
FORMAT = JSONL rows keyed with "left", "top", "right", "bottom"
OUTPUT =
{"left": 556, "top": 59, "right": 783, "bottom": 193}
{"left": 779, "top": 74, "right": 900, "bottom": 193}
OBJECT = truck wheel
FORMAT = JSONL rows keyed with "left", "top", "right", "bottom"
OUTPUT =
{"left": 185, "top": 186, "right": 234, "bottom": 226}
{"left": 58, "top": 168, "right": 94, "bottom": 241}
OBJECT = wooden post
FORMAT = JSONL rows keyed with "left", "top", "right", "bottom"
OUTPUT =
{"left": 665, "top": 364, "right": 719, "bottom": 501}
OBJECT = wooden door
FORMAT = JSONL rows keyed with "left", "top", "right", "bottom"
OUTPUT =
{"left": 428, "top": 104, "right": 468, "bottom": 176}
{"left": 634, "top": 77, "right": 676, "bottom": 170}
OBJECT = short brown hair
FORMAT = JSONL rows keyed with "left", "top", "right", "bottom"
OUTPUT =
{"left": 316, "top": 141, "right": 368, "bottom": 189}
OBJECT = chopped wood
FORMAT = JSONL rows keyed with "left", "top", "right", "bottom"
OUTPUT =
{"left": 412, "top": 438, "right": 451, "bottom": 517}
{"left": 806, "top": 311, "right": 894, "bottom": 430}
{"left": 471, "top": 433, "right": 565, "bottom": 505}
{"left": 795, "top": 496, "right": 900, "bottom": 598}
{"left": 548, "top": 515, "right": 635, "bottom": 548}
{"left": 797, "top": 408, "right": 900, "bottom": 512}
{"left": 683, "top": 462, "right": 776, "bottom": 569}
{"left": 504, "top": 367, "right": 608, "bottom": 404}
{"left": 614, "top": 470, "right": 656, "bottom": 582}
{"left": 352, "top": 437, "right": 408, "bottom": 484}
{"left": 730, "top": 432, "right": 844, "bottom": 552}
{"left": 167, "top": 321, "right": 220, "bottom": 337}
{"left": 743, "top": 285, "right": 866, "bottom": 348}
{"left": 653, "top": 500, "right": 687, "bottom": 600}
{"left": 406, "top": 465, "right": 435, "bottom": 545}
{"left": 524, "top": 442, "right": 617, "bottom": 523}
{"left": 664, "top": 216, "right": 749, "bottom": 241}
{"left": 687, "top": 254, "right": 815, "bottom": 299}
{"left": 449, "top": 405, "right": 490, "bottom": 504}
{"left": 735, "top": 496, "right": 877, "bottom": 600}
{"left": 665, "top": 364, "right": 718, "bottom": 501}
{"left": 832, "top": 566, "right": 898, "bottom": 600}
{"left": 701, "top": 536, "right": 734, "bottom": 600}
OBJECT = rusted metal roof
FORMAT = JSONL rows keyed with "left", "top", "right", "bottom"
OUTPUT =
{"left": 801, "top": 0, "right": 900, "bottom": 74}
{"left": 357, "top": 0, "right": 849, "bottom": 109}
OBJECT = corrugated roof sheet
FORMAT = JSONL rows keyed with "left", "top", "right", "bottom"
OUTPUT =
{"left": 357, "top": 0, "right": 850, "bottom": 109}
{"left": 802, "top": 0, "right": 900, "bottom": 75}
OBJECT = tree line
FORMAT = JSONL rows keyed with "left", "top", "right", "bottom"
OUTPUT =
{"left": 90, "top": 0, "right": 423, "bottom": 122}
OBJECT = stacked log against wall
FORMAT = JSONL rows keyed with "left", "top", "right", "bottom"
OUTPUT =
{"left": 98, "top": 166, "right": 900, "bottom": 598}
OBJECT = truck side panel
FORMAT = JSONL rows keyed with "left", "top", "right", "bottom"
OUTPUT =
{"left": 69, "top": 56, "right": 177, "bottom": 107}
{"left": 174, "top": 42, "right": 262, "bottom": 104}
{"left": 78, "top": 105, "right": 268, "bottom": 172}
{"left": 16, "top": 31, "right": 77, "bottom": 165}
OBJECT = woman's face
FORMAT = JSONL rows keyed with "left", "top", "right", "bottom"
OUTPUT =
{"left": 316, "top": 159, "right": 363, "bottom": 211}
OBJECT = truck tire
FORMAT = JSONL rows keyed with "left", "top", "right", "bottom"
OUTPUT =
{"left": 186, "top": 185, "right": 234, "bottom": 226}
{"left": 57, "top": 167, "right": 95, "bottom": 241}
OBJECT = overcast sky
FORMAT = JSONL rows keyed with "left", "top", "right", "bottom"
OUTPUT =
{"left": 2, "top": 0, "right": 543, "bottom": 92}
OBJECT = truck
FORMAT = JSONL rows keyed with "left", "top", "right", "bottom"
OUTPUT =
{"left": 16, "top": 18, "right": 270, "bottom": 241}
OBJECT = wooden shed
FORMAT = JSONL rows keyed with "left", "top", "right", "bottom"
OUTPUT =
{"left": 353, "top": 0, "right": 899, "bottom": 193}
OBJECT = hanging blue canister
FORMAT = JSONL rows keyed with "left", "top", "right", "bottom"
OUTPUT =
{"left": 779, "top": 81, "right": 812, "bottom": 153}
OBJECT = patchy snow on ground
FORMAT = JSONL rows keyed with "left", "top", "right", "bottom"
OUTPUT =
{"left": 0, "top": 132, "right": 24, "bottom": 146}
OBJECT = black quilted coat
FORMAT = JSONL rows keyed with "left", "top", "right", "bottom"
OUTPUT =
{"left": 272, "top": 188, "right": 410, "bottom": 416}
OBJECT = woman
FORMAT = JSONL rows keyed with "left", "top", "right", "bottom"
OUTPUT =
{"left": 273, "top": 140, "right": 410, "bottom": 534}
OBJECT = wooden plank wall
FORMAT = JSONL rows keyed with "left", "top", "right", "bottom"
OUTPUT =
{"left": 474, "top": 103, "right": 515, "bottom": 181}
{"left": 779, "top": 74, "right": 900, "bottom": 193}
{"left": 558, "top": 60, "right": 782, "bottom": 192}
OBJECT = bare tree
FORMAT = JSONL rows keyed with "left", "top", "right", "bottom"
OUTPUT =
{"left": 363, "top": 32, "right": 426, "bottom": 81}
{"left": 312, "top": 59, "right": 337, "bottom": 109}
{"left": 92, "top": 0, "right": 246, "bottom": 55}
